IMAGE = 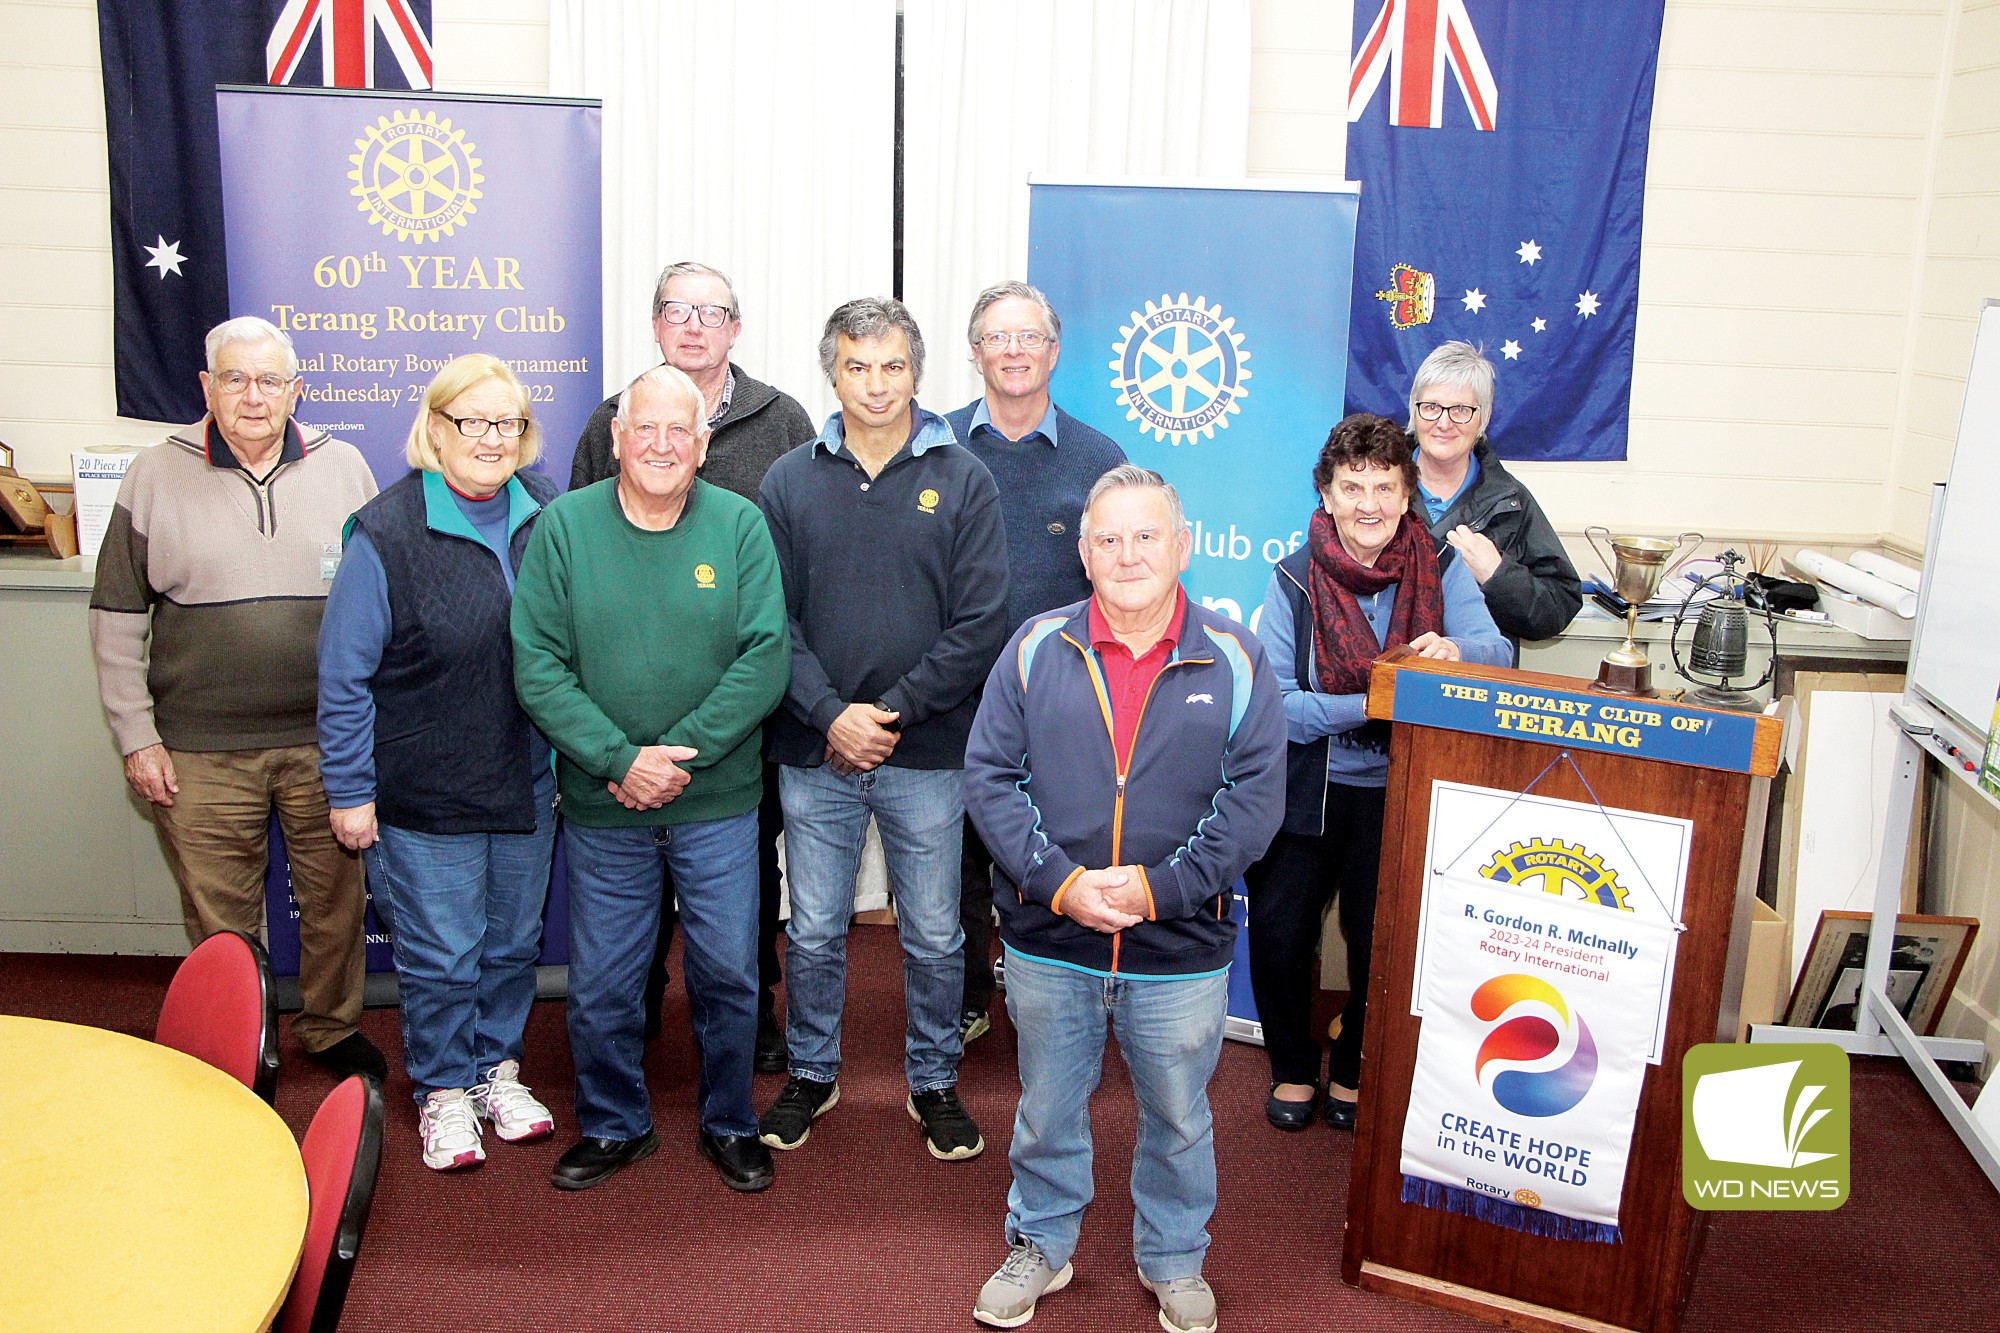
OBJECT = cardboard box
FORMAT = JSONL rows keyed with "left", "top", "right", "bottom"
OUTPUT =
{"left": 1818, "top": 586, "right": 1913, "bottom": 641}
{"left": 1737, "top": 899, "right": 1788, "bottom": 1041}
{"left": 71, "top": 449, "right": 139, "bottom": 561}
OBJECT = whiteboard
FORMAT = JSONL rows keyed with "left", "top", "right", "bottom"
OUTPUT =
{"left": 1908, "top": 299, "right": 2000, "bottom": 741}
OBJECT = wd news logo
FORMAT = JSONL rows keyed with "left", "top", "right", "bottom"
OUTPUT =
{"left": 1682, "top": 1044, "right": 1848, "bottom": 1210}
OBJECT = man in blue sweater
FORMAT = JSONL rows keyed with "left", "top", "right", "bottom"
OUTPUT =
{"left": 944, "top": 282, "right": 1127, "bottom": 1045}
{"left": 756, "top": 298, "right": 1011, "bottom": 1164}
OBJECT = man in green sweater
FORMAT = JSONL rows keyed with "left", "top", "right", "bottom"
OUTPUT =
{"left": 512, "top": 365, "right": 790, "bottom": 1194}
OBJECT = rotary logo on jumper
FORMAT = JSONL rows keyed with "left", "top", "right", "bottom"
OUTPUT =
{"left": 1479, "top": 838, "right": 1632, "bottom": 913}
{"left": 348, "top": 110, "right": 484, "bottom": 243}
{"left": 1107, "top": 294, "right": 1250, "bottom": 445}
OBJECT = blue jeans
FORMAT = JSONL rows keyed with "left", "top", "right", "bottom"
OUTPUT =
{"left": 779, "top": 763, "right": 965, "bottom": 1092}
{"left": 563, "top": 811, "right": 760, "bottom": 1140}
{"left": 1001, "top": 949, "right": 1229, "bottom": 1280}
{"left": 366, "top": 773, "right": 556, "bottom": 1105}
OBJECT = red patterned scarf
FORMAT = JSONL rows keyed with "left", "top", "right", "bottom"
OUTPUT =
{"left": 1307, "top": 504, "right": 1445, "bottom": 696}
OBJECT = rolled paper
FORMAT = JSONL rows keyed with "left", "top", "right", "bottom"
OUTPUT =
{"left": 1793, "top": 548, "right": 1918, "bottom": 618}
{"left": 1849, "top": 550, "right": 1921, "bottom": 595}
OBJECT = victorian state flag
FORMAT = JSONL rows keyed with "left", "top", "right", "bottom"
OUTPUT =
{"left": 97, "top": 0, "right": 434, "bottom": 422}
{"left": 1343, "top": 0, "right": 1666, "bottom": 461}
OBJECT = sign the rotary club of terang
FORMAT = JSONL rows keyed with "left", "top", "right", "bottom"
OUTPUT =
{"left": 1399, "top": 781, "right": 1689, "bottom": 1241}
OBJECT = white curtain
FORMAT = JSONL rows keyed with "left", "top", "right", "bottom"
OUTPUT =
{"left": 901, "top": 0, "right": 1253, "bottom": 415}
{"left": 549, "top": 0, "right": 898, "bottom": 424}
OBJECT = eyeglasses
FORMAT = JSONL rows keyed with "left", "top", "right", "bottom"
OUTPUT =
{"left": 977, "top": 330, "right": 1050, "bottom": 352}
{"left": 213, "top": 371, "right": 294, "bottom": 396}
{"left": 441, "top": 413, "right": 529, "bottom": 439}
{"left": 626, "top": 422, "right": 698, "bottom": 447}
{"left": 1415, "top": 401, "right": 1479, "bottom": 425}
{"left": 660, "top": 301, "right": 732, "bottom": 328}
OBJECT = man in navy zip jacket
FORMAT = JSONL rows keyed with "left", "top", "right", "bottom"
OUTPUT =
{"left": 964, "top": 465, "right": 1284, "bottom": 1333}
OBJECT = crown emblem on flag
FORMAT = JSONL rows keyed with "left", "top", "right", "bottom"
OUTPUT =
{"left": 1375, "top": 264, "right": 1435, "bottom": 329}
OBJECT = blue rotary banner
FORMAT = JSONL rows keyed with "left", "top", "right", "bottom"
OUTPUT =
{"left": 216, "top": 87, "right": 603, "bottom": 488}
{"left": 1028, "top": 183, "right": 1361, "bottom": 634}
{"left": 97, "top": 0, "right": 435, "bottom": 424}
{"left": 1343, "top": 0, "right": 1667, "bottom": 462}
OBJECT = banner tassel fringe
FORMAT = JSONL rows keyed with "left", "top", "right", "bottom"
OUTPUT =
{"left": 1400, "top": 1175, "right": 1622, "bottom": 1245}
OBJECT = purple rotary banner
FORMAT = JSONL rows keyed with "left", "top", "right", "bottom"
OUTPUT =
{"left": 216, "top": 86, "right": 602, "bottom": 488}
{"left": 1343, "top": 0, "right": 1667, "bottom": 462}
{"left": 219, "top": 87, "right": 601, "bottom": 978}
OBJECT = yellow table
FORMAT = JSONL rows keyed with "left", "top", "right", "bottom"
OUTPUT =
{"left": 0, "top": 1015, "right": 310, "bottom": 1331}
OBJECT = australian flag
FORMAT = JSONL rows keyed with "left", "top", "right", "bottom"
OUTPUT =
{"left": 98, "top": 0, "right": 434, "bottom": 423}
{"left": 1343, "top": 0, "right": 1666, "bottom": 462}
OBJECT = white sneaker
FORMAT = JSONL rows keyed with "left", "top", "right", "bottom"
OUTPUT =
{"left": 472, "top": 1059, "right": 555, "bottom": 1142}
{"left": 420, "top": 1089, "right": 486, "bottom": 1171}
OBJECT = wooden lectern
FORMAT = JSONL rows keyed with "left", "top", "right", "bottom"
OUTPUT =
{"left": 1343, "top": 651, "right": 1783, "bottom": 1333}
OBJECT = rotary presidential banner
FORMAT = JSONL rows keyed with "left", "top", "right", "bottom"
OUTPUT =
{"left": 1416, "top": 780, "right": 1692, "bottom": 1056}
{"left": 1403, "top": 872, "right": 1677, "bottom": 1240}
{"left": 1027, "top": 182, "right": 1359, "bottom": 632}
{"left": 1400, "top": 780, "right": 1688, "bottom": 1240}
{"left": 216, "top": 86, "right": 603, "bottom": 487}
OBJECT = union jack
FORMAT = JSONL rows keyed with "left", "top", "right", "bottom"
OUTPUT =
{"left": 267, "top": 0, "right": 434, "bottom": 89}
{"left": 1348, "top": 0, "right": 1498, "bottom": 131}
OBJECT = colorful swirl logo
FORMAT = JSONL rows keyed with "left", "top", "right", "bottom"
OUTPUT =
{"left": 1472, "top": 974, "right": 1597, "bottom": 1118}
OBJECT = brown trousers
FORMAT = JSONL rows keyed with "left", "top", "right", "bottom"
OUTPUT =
{"left": 151, "top": 744, "right": 366, "bottom": 1054}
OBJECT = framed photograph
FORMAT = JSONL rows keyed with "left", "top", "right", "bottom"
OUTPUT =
{"left": 1783, "top": 910, "right": 1979, "bottom": 1036}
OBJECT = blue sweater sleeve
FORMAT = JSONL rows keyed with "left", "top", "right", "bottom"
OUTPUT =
{"left": 1255, "top": 567, "right": 1370, "bottom": 743}
{"left": 1442, "top": 557, "right": 1514, "bottom": 667}
{"left": 316, "top": 527, "right": 390, "bottom": 808}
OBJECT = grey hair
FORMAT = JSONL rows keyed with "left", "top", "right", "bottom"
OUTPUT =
{"left": 615, "top": 363, "right": 709, "bottom": 440}
{"left": 818, "top": 297, "right": 926, "bottom": 388}
{"left": 965, "top": 280, "right": 1061, "bottom": 347}
{"left": 1407, "top": 340, "right": 1495, "bottom": 435}
{"left": 651, "top": 261, "right": 740, "bottom": 321}
{"left": 205, "top": 316, "right": 299, "bottom": 377}
{"left": 1080, "top": 464, "right": 1186, "bottom": 536}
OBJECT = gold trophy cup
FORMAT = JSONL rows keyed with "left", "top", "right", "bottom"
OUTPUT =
{"left": 1584, "top": 528, "right": 1702, "bottom": 696}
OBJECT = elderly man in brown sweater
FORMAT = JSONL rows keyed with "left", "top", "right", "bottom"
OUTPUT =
{"left": 90, "top": 315, "right": 386, "bottom": 1083}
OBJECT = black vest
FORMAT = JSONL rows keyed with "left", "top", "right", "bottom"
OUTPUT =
{"left": 350, "top": 469, "right": 557, "bottom": 834}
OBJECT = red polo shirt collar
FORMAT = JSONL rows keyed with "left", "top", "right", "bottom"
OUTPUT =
{"left": 1087, "top": 586, "right": 1187, "bottom": 766}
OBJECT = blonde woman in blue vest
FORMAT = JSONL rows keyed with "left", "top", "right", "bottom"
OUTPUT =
{"left": 318, "top": 354, "right": 561, "bottom": 1172}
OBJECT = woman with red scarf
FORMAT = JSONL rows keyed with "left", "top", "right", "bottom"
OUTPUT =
{"left": 1246, "top": 414, "right": 1511, "bottom": 1132}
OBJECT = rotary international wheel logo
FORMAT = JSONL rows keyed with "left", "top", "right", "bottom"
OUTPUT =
{"left": 1107, "top": 294, "right": 1250, "bottom": 445}
{"left": 348, "top": 110, "right": 484, "bottom": 243}
{"left": 1479, "top": 838, "right": 1632, "bottom": 912}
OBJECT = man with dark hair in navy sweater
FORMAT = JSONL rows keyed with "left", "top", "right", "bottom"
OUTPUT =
{"left": 945, "top": 281, "right": 1127, "bottom": 1045}
{"left": 756, "top": 297, "right": 1010, "bottom": 1164}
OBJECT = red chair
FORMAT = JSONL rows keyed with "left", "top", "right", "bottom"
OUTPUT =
{"left": 155, "top": 929, "right": 280, "bottom": 1103}
{"left": 279, "top": 1075, "right": 385, "bottom": 1333}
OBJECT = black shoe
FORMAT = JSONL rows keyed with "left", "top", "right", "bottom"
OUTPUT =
{"left": 958, "top": 1007, "right": 992, "bottom": 1046}
{"left": 758, "top": 1076, "right": 839, "bottom": 1150}
{"left": 551, "top": 1130, "right": 659, "bottom": 1191}
{"left": 753, "top": 1007, "right": 788, "bottom": 1074}
{"left": 699, "top": 1130, "right": 775, "bottom": 1192}
{"left": 908, "top": 1086, "right": 985, "bottom": 1160}
{"left": 306, "top": 1032, "right": 388, "bottom": 1083}
{"left": 1325, "top": 1095, "right": 1358, "bottom": 1132}
{"left": 1265, "top": 1083, "right": 1316, "bottom": 1132}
